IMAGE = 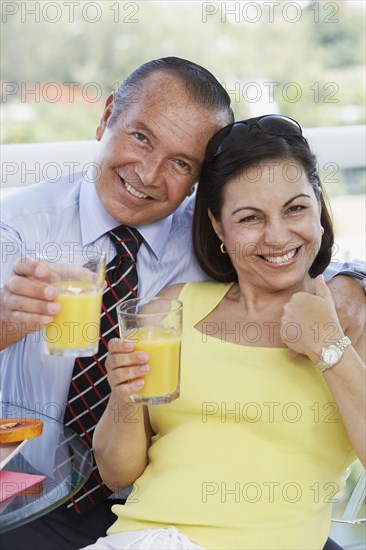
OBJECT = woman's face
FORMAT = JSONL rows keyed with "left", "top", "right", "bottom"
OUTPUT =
{"left": 209, "top": 160, "right": 323, "bottom": 292}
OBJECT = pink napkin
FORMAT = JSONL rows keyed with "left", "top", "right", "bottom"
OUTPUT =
{"left": 0, "top": 470, "right": 46, "bottom": 502}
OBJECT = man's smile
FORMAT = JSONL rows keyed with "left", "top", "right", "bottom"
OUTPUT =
{"left": 116, "top": 170, "right": 152, "bottom": 200}
{"left": 124, "top": 180, "right": 149, "bottom": 199}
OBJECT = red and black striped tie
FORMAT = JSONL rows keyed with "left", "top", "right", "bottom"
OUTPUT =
{"left": 63, "top": 225, "right": 143, "bottom": 514}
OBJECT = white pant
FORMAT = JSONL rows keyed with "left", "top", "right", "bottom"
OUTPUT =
{"left": 79, "top": 526, "right": 205, "bottom": 549}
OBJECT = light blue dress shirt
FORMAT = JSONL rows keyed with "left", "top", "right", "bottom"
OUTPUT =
{"left": 0, "top": 173, "right": 206, "bottom": 419}
{"left": 1, "top": 173, "right": 365, "bottom": 421}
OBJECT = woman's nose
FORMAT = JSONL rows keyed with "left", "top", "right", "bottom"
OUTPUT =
{"left": 263, "top": 219, "right": 291, "bottom": 246}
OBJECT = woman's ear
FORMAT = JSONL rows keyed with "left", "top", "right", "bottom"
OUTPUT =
{"left": 96, "top": 93, "right": 115, "bottom": 141}
{"left": 208, "top": 209, "right": 224, "bottom": 242}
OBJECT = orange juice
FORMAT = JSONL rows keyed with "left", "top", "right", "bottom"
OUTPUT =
{"left": 132, "top": 327, "right": 181, "bottom": 397}
{"left": 44, "top": 281, "right": 102, "bottom": 352}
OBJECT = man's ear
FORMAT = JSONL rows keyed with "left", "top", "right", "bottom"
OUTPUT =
{"left": 187, "top": 184, "right": 197, "bottom": 197}
{"left": 208, "top": 209, "right": 224, "bottom": 242}
{"left": 96, "top": 93, "right": 115, "bottom": 141}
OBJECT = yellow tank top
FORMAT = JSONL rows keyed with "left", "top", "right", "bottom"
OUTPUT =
{"left": 109, "top": 282, "right": 355, "bottom": 549}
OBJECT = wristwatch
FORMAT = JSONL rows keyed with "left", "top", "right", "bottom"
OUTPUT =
{"left": 316, "top": 336, "right": 352, "bottom": 373}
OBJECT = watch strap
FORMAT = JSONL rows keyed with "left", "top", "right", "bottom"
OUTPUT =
{"left": 317, "top": 336, "right": 352, "bottom": 373}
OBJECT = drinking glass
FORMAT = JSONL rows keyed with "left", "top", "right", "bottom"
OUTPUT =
{"left": 40, "top": 248, "right": 106, "bottom": 357}
{"left": 117, "top": 297, "right": 183, "bottom": 404}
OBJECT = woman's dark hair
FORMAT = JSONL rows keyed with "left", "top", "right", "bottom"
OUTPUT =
{"left": 193, "top": 130, "right": 334, "bottom": 282}
{"left": 108, "top": 57, "right": 234, "bottom": 126}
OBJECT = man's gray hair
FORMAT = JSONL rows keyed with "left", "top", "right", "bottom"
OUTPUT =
{"left": 108, "top": 57, "right": 234, "bottom": 127}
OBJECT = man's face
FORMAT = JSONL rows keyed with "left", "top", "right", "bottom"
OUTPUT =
{"left": 94, "top": 73, "right": 228, "bottom": 226}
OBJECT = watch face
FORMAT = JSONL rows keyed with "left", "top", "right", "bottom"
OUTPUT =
{"left": 323, "top": 346, "right": 341, "bottom": 365}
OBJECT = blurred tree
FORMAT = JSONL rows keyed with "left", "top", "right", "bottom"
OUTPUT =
{"left": 1, "top": 0, "right": 364, "bottom": 143}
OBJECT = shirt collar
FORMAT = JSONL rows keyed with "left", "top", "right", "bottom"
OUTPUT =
{"left": 79, "top": 176, "right": 173, "bottom": 261}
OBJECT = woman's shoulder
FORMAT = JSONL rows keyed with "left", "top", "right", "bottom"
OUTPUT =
{"left": 157, "top": 283, "right": 186, "bottom": 300}
{"left": 158, "top": 281, "right": 232, "bottom": 301}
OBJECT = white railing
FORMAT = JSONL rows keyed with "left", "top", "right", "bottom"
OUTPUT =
{"left": 1, "top": 127, "right": 365, "bottom": 263}
{"left": 1, "top": 140, "right": 98, "bottom": 190}
{"left": 1, "top": 126, "right": 365, "bottom": 190}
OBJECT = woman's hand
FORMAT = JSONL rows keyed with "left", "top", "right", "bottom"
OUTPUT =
{"left": 282, "top": 276, "right": 366, "bottom": 466}
{"left": 281, "top": 275, "right": 344, "bottom": 362}
{"left": 106, "top": 339, "right": 151, "bottom": 401}
{"left": 93, "top": 339, "right": 153, "bottom": 490}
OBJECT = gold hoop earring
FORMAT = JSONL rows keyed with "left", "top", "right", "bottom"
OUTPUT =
{"left": 321, "top": 226, "right": 324, "bottom": 235}
{"left": 220, "top": 242, "right": 227, "bottom": 254}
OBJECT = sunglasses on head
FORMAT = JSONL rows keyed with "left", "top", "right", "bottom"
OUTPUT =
{"left": 206, "top": 114, "right": 303, "bottom": 162}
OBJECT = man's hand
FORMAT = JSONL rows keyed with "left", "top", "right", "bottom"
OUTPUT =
{"left": 1, "top": 258, "right": 60, "bottom": 350}
{"left": 327, "top": 275, "right": 366, "bottom": 344}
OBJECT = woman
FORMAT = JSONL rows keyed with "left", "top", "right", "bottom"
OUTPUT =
{"left": 84, "top": 115, "right": 365, "bottom": 550}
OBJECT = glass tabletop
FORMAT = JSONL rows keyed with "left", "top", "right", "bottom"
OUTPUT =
{"left": 0, "top": 402, "right": 93, "bottom": 533}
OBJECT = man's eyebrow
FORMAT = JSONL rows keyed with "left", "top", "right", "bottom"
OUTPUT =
{"left": 179, "top": 153, "right": 201, "bottom": 169}
{"left": 231, "top": 194, "right": 311, "bottom": 216}
{"left": 135, "top": 121, "right": 201, "bottom": 169}
{"left": 134, "top": 121, "right": 157, "bottom": 139}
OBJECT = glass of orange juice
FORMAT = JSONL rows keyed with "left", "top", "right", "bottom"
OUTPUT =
{"left": 40, "top": 248, "right": 106, "bottom": 357}
{"left": 117, "top": 297, "right": 183, "bottom": 405}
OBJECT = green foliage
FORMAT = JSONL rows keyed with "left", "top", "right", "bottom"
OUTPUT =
{"left": 1, "top": 0, "right": 365, "bottom": 144}
{"left": 2, "top": 101, "right": 100, "bottom": 143}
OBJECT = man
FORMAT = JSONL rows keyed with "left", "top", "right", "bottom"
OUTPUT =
{"left": 1, "top": 58, "right": 364, "bottom": 549}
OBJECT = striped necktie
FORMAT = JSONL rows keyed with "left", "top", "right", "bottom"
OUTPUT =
{"left": 63, "top": 225, "right": 143, "bottom": 514}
